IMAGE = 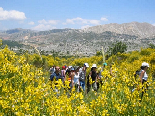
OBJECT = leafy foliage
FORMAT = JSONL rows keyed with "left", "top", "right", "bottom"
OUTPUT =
{"left": 148, "top": 43, "right": 155, "bottom": 49}
{"left": 2, "top": 40, "right": 24, "bottom": 48}
{"left": 108, "top": 41, "right": 127, "bottom": 56}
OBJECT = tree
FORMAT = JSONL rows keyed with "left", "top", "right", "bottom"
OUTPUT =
{"left": 108, "top": 41, "right": 127, "bottom": 56}
{"left": 148, "top": 43, "right": 155, "bottom": 49}
{"left": 96, "top": 51, "right": 102, "bottom": 56}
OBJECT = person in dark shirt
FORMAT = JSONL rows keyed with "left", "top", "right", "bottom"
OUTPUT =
{"left": 50, "top": 66, "right": 63, "bottom": 95}
{"left": 90, "top": 64, "right": 97, "bottom": 91}
{"left": 50, "top": 66, "right": 62, "bottom": 81}
{"left": 64, "top": 66, "right": 72, "bottom": 82}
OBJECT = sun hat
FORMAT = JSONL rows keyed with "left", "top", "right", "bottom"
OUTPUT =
{"left": 141, "top": 62, "right": 149, "bottom": 67}
{"left": 92, "top": 64, "right": 97, "bottom": 68}
{"left": 84, "top": 63, "right": 89, "bottom": 67}
{"left": 62, "top": 66, "right": 65, "bottom": 69}
{"left": 103, "top": 62, "right": 107, "bottom": 66}
{"left": 68, "top": 66, "right": 72, "bottom": 68}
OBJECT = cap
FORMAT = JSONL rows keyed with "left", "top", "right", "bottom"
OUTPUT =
{"left": 62, "top": 66, "right": 65, "bottom": 69}
{"left": 84, "top": 63, "right": 89, "bottom": 67}
{"left": 103, "top": 63, "right": 107, "bottom": 66}
{"left": 141, "top": 62, "right": 149, "bottom": 67}
{"left": 92, "top": 64, "right": 97, "bottom": 68}
{"left": 68, "top": 66, "right": 72, "bottom": 68}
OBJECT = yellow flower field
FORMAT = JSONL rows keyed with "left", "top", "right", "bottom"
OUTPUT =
{"left": 0, "top": 44, "right": 155, "bottom": 115}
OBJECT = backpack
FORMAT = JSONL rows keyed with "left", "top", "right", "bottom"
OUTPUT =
{"left": 132, "top": 70, "right": 141, "bottom": 92}
{"left": 134, "top": 70, "right": 140, "bottom": 78}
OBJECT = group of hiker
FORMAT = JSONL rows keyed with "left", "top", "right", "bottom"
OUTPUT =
{"left": 49, "top": 61, "right": 150, "bottom": 101}
{"left": 49, "top": 63, "right": 107, "bottom": 93}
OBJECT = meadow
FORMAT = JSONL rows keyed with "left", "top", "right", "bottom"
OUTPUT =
{"left": 0, "top": 41, "right": 155, "bottom": 115}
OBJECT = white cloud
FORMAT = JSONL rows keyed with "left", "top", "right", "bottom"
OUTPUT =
{"left": 0, "top": 7, "right": 26, "bottom": 20}
{"left": 48, "top": 20, "right": 59, "bottom": 25}
{"left": 31, "top": 19, "right": 59, "bottom": 31}
{"left": 152, "top": 23, "right": 155, "bottom": 26}
{"left": 38, "top": 19, "right": 59, "bottom": 25}
{"left": 66, "top": 19, "right": 75, "bottom": 24}
{"left": 101, "top": 17, "right": 108, "bottom": 21}
{"left": 66, "top": 17, "right": 88, "bottom": 25}
{"left": 38, "top": 19, "right": 47, "bottom": 24}
{"left": 81, "top": 25, "right": 91, "bottom": 29}
{"left": 31, "top": 24, "right": 56, "bottom": 31}
{"left": 28, "top": 21, "right": 35, "bottom": 25}
{"left": 89, "top": 20, "right": 100, "bottom": 25}
{"left": 65, "top": 17, "right": 108, "bottom": 26}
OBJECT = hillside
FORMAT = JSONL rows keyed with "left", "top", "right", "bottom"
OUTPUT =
{"left": 84, "top": 22, "right": 155, "bottom": 38}
{"left": 0, "top": 22, "right": 155, "bottom": 56}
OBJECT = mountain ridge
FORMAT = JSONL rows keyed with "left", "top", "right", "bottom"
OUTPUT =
{"left": 0, "top": 22, "right": 155, "bottom": 56}
{"left": 83, "top": 22, "right": 155, "bottom": 38}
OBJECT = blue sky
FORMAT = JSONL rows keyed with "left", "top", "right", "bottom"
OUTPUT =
{"left": 0, "top": 0, "right": 155, "bottom": 31}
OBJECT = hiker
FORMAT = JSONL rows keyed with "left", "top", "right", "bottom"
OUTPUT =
{"left": 103, "top": 63, "right": 107, "bottom": 71}
{"left": 89, "top": 64, "right": 98, "bottom": 91}
{"left": 139, "top": 62, "right": 149, "bottom": 101}
{"left": 79, "top": 63, "right": 89, "bottom": 92}
{"left": 70, "top": 67, "right": 75, "bottom": 90}
{"left": 50, "top": 66, "right": 62, "bottom": 81}
{"left": 96, "top": 67, "right": 102, "bottom": 90}
{"left": 50, "top": 66, "right": 62, "bottom": 94}
{"left": 49, "top": 65, "right": 55, "bottom": 74}
{"left": 61, "top": 66, "right": 66, "bottom": 82}
{"left": 73, "top": 66, "right": 80, "bottom": 92}
{"left": 64, "top": 66, "right": 72, "bottom": 82}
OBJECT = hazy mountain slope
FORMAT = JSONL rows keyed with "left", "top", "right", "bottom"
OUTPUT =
{"left": 0, "top": 22, "right": 154, "bottom": 56}
{"left": 83, "top": 22, "right": 155, "bottom": 38}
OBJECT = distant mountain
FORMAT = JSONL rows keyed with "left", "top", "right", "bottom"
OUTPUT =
{"left": 38, "top": 28, "right": 73, "bottom": 34}
{"left": 0, "top": 22, "right": 155, "bottom": 56}
{"left": 83, "top": 22, "right": 155, "bottom": 38}
{"left": 3, "top": 28, "right": 32, "bottom": 34}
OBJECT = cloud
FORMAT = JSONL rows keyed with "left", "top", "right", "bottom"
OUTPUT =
{"left": 65, "top": 17, "right": 108, "bottom": 26}
{"left": 89, "top": 20, "right": 100, "bottom": 25}
{"left": 0, "top": 7, "right": 26, "bottom": 20}
{"left": 31, "top": 19, "right": 59, "bottom": 31}
{"left": 31, "top": 24, "right": 56, "bottom": 31}
{"left": 66, "top": 17, "right": 90, "bottom": 25}
{"left": 81, "top": 25, "right": 91, "bottom": 29}
{"left": 28, "top": 21, "right": 35, "bottom": 25}
{"left": 152, "top": 23, "right": 155, "bottom": 26}
{"left": 101, "top": 17, "right": 108, "bottom": 21}
{"left": 38, "top": 19, "right": 59, "bottom": 25}
{"left": 66, "top": 19, "right": 75, "bottom": 24}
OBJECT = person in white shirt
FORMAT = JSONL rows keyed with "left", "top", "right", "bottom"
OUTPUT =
{"left": 73, "top": 66, "right": 80, "bottom": 92}
{"left": 139, "top": 62, "right": 149, "bottom": 101}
